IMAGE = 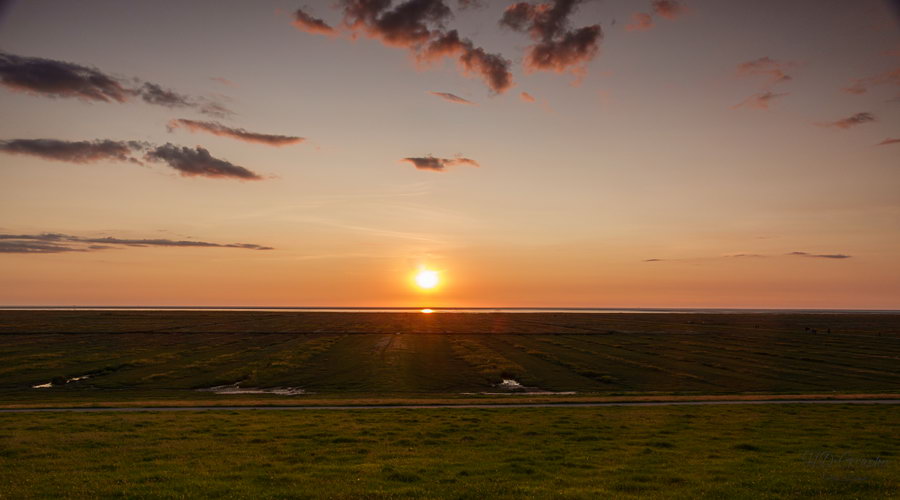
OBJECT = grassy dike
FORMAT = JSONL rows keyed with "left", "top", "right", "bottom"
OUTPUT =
{"left": 0, "top": 404, "right": 897, "bottom": 498}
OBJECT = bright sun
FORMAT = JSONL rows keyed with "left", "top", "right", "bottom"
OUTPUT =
{"left": 415, "top": 269, "right": 440, "bottom": 289}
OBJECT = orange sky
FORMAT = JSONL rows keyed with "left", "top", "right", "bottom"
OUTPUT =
{"left": 1, "top": 1, "right": 899, "bottom": 308}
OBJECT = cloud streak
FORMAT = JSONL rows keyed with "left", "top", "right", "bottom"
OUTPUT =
{"left": 625, "top": 12, "right": 654, "bottom": 31}
{"left": 651, "top": 0, "right": 687, "bottom": 20}
{"left": 818, "top": 112, "right": 875, "bottom": 129}
{"left": 428, "top": 91, "right": 475, "bottom": 105}
{"left": 401, "top": 155, "right": 480, "bottom": 171}
{"left": 643, "top": 251, "right": 852, "bottom": 262}
{"left": 787, "top": 251, "right": 851, "bottom": 259}
{"left": 735, "top": 57, "right": 797, "bottom": 87}
{"left": 0, "top": 52, "right": 232, "bottom": 117}
{"left": 167, "top": 119, "right": 305, "bottom": 146}
{"left": 0, "top": 138, "right": 263, "bottom": 180}
{"left": 499, "top": 0, "right": 603, "bottom": 77}
{"left": 732, "top": 91, "right": 789, "bottom": 110}
{"left": 841, "top": 66, "right": 900, "bottom": 95}
{"left": 0, "top": 233, "right": 273, "bottom": 254}
{"left": 876, "top": 137, "right": 900, "bottom": 146}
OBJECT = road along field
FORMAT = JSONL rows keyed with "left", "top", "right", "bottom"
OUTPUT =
{"left": 0, "top": 404, "right": 896, "bottom": 498}
{"left": 1, "top": 311, "right": 898, "bottom": 404}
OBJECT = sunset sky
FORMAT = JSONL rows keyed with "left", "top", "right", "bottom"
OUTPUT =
{"left": 1, "top": 0, "right": 899, "bottom": 308}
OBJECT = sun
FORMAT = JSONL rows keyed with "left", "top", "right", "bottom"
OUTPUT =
{"left": 414, "top": 269, "right": 440, "bottom": 290}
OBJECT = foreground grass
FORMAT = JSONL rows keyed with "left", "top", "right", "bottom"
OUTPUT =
{"left": 0, "top": 405, "right": 896, "bottom": 498}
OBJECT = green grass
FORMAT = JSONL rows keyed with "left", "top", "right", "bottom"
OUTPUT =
{"left": 0, "top": 405, "right": 896, "bottom": 498}
{"left": 1, "top": 311, "right": 898, "bottom": 403}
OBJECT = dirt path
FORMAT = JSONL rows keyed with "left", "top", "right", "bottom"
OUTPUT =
{"left": 0, "top": 399, "right": 898, "bottom": 413}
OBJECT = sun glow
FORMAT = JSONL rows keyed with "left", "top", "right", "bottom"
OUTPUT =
{"left": 414, "top": 269, "right": 440, "bottom": 290}
{"left": 421, "top": 308, "right": 434, "bottom": 313}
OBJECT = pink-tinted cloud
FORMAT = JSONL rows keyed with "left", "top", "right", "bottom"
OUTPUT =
{"left": 876, "top": 137, "right": 900, "bottom": 146}
{"left": 735, "top": 57, "right": 797, "bottom": 87}
{"left": 818, "top": 112, "right": 876, "bottom": 129}
{"left": 428, "top": 91, "right": 475, "bottom": 105}
{"left": 625, "top": 12, "right": 654, "bottom": 31}
{"left": 841, "top": 67, "right": 900, "bottom": 95}
{"left": 210, "top": 76, "right": 236, "bottom": 87}
{"left": 732, "top": 91, "right": 789, "bottom": 110}
{"left": 520, "top": 91, "right": 536, "bottom": 102}
{"left": 499, "top": 0, "right": 602, "bottom": 76}
{"left": 291, "top": 1, "right": 513, "bottom": 94}
{"left": 292, "top": 7, "right": 337, "bottom": 36}
{"left": 401, "top": 155, "right": 480, "bottom": 172}
{"left": 167, "top": 119, "right": 305, "bottom": 146}
{"left": 652, "top": 0, "right": 687, "bottom": 20}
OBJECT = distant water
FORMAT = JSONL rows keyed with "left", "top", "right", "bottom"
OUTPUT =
{"left": 1, "top": 306, "right": 897, "bottom": 314}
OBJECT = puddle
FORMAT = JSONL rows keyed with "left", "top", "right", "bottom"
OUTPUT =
{"left": 32, "top": 374, "right": 91, "bottom": 389}
{"left": 198, "top": 384, "right": 306, "bottom": 396}
{"left": 461, "top": 378, "right": 577, "bottom": 396}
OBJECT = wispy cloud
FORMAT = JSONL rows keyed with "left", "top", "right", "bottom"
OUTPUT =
{"left": 0, "top": 138, "right": 263, "bottom": 180}
{"left": 787, "top": 251, "right": 851, "bottom": 259}
{"left": 818, "top": 112, "right": 876, "bottom": 129}
{"left": 520, "top": 91, "right": 537, "bottom": 102}
{"left": 651, "top": 0, "right": 687, "bottom": 20}
{"left": 732, "top": 91, "right": 789, "bottom": 110}
{"left": 499, "top": 0, "right": 602, "bottom": 78}
{"left": 877, "top": 137, "right": 900, "bottom": 146}
{"left": 0, "top": 233, "right": 273, "bottom": 254}
{"left": 625, "top": 12, "right": 654, "bottom": 32}
{"left": 841, "top": 66, "right": 900, "bottom": 95}
{"left": 735, "top": 57, "right": 798, "bottom": 87}
{"left": 401, "top": 155, "right": 480, "bottom": 172}
{"left": 644, "top": 251, "right": 851, "bottom": 262}
{"left": 167, "top": 119, "right": 305, "bottom": 146}
{"left": 0, "top": 52, "right": 232, "bottom": 117}
{"left": 428, "top": 91, "right": 475, "bottom": 105}
{"left": 292, "top": 7, "right": 337, "bottom": 36}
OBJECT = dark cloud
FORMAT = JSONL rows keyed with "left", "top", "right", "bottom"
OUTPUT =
{"left": 1, "top": 137, "right": 264, "bottom": 180}
{"left": 0, "top": 138, "right": 145, "bottom": 164}
{"left": 499, "top": 0, "right": 602, "bottom": 76}
{"left": 428, "top": 91, "right": 475, "bottom": 104}
{"left": 788, "top": 252, "right": 851, "bottom": 259}
{"left": 652, "top": 0, "right": 686, "bottom": 20}
{"left": 0, "top": 51, "right": 130, "bottom": 102}
{"left": 293, "top": 1, "right": 514, "bottom": 94}
{"left": 841, "top": 66, "right": 900, "bottom": 95}
{"left": 419, "top": 30, "right": 514, "bottom": 93}
{"left": 0, "top": 233, "right": 273, "bottom": 254}
{"left": 401, "top": 155, "right": 480, "bottom": 171}
{"left": 732, "top": 91, "right": 789, "bottom": 110}
{"left": 292, "top": 7, "right": 337, "bottom": 35}
{"left": 167, "top": 119, "right": 305, "bottom": 146}
{"left": 877, "top": 137, "right": 900, "bottom": 146}
{"left": 0, "top": 52, "right": 232, "bottom": 116}
{"left": 625, "top": 12, "right": 654, "bottom": 31}
{"left": 145, "top": 144, "right": 263, "bottom": 180}
{"left": 819, "top": 112, "right": 875, "bottom": 129}
{"left": 735, "top": 57, "right": 797, "bottom": 86}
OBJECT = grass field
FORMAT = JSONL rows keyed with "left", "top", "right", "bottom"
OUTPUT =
{"left": 1, "top": 311, "right": 898, "bottom": 404}
{"left": 0, "top": 405, "right": 896, "bottom": 498}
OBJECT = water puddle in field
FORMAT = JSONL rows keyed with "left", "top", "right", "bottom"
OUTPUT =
{"left": 462, "top": 379, "right": 577, "bottom": 396}
{"left": 198, "top": 384, "right": 306, "bottom": 396}
{"left": 32, "top": 374, "right": 91, "bottom": 389}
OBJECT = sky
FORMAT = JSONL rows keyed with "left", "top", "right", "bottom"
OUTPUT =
{"left": 0, "top": 0, "right": 899, "bottom": 309}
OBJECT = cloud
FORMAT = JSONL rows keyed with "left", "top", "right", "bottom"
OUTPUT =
{"left": 841, "top": 66, "right": 900, "bottom": 95}
{"left": 292, "top": 7, "right": 337, "bottom": 36}
{"left": 210, "top": 76, "right": 235, "bottom": 86}
{"left": 419, "top": 30, "right": 514, "bottom": 93}
{"left": 877, "top": 137, "right": 900, "bottom": 146}
{"left": 818, "top": 112, "right": 875, "bottom": 129}
{"left": 145, "top": 144, "right": 263, "bottom": 180}
{"left": 401, "top": 155, "right": 480, "bottom": 171}
{"left": 651, "top": 0, "right": 686, "bottom": 20}
{"left": 0, "top": 138, "right": 145, "bottom": 164}
{"left": 167, "top": 119, "right": 305, "bottom": 146}
{"left": 520, "top": 91, "right": 536, "bottom": 102}
{"left": 0, "top": 233, "right": 273, "bottom": 253}
{"left": 625, "top": 12, "right": 654, "bottom": 31}
{"left": 428, "top": 91, "right": 475, "bottom": 104}
{"left": 735, "top": 57, "right": 797, "bottom": 87}
{"left": 499, "top": 0, "right": 603, "bottom": 76}
{"left": 732, "top": 91, "right": 789, "bottom": 110}
{"left": 291, "top": 1, "right": 514, "bottom": 94}
{"left": 0, "top": 138, "right": 264, "bottom": 180}
{"left": 788, "top": 251, "right": 851, "bottom": 259}
{"left": 0, "top": 52, "right": 232, "bottom": 117}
